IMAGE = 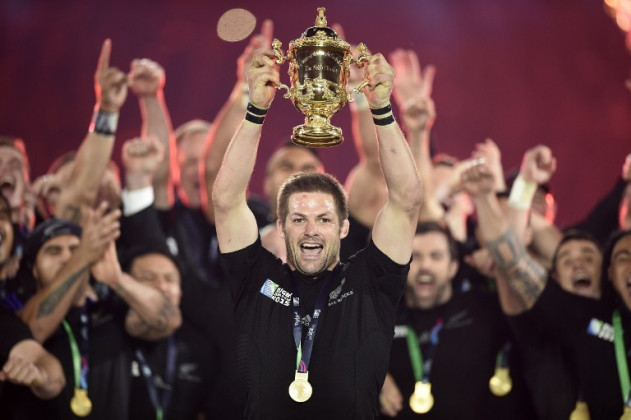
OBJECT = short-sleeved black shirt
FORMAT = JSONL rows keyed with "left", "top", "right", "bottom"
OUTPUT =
{"left": 385, "top": 290, "right": 534, "bottom": 420}
{"left": 220, "top": 238, "right": 409, "bottom": 420}
{"left": 509, "top": 301, "right": 578, "bottom": 420}
{"left": 0, "top": 309, "right": 32, "bottom": 364}
{"left": 40, "top": 294, "right": 133, "bottom": 420}
{"left": 128, "top": 323, "right": 215, "bottom": 420}
{"left": 527, "top": 279, "right": 625, "bottom": 419}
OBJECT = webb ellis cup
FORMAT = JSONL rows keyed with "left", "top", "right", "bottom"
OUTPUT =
{"left": 273, "top": 7, "right": 370, "bottom": 147}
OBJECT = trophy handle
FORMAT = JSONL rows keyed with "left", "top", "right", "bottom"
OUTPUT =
{"left": 271, "top": 39, "right": 291, "bottom": 98}
{"left": 272, "top": 39, "right": 286, "bottom": 65}
{"left": 353, "top": 43, "right": 370, "bottom": 68}
{"left": 348, "top": 43, "right": 371, "bottom": 98}
{"left": 275, "top": 83, "right": 291, "bottom": 98}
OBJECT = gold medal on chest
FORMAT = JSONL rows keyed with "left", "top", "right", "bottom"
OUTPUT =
{"left": 70, "top": 388, "right": 92, "bottom": 417}
{"left": 289, "top": 371, "right": 313, "bottom": 403}
{"left": 568, "top": 400, "right": 590, "bottom": 420}
{"left": 409, "top": 381, "right": 434, "bottom": 414}
{"left": 489, "top": 367, "right": 512, "bottom": 397}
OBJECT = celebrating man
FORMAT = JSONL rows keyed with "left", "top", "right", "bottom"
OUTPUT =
{"left": 212, "top": 45, "right": 422, "bottom": 419}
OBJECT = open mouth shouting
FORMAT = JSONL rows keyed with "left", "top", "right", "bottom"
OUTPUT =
{"left": 300, "top": 241, "right": 324, "bottom": 260}
{"left": 0, "top": 175, "right": 16, "bottom": 202}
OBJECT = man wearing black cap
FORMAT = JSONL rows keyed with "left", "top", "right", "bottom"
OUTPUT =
{"left": 15, "top": 208, "right": 181, "bottom": 420}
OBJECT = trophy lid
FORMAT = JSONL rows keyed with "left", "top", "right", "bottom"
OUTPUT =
{"left": 290, "top": 7, "right": 349, "bottom": 50}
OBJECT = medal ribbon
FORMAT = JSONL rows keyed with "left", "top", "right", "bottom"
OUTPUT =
{"left": 289, "top": 266, "right": 340, "bottom": 373}
{"left": 405, "top": 318, "right": 443, "bottom": 383}
{"left": 61, "top": 305, "right": 90, "bottom": 391}
{"left": 135, "top": 336, "right": 178, "bottom": 420}
{"left": 613, "top": 310, "right": 631, "bottom": 405}
{"left": 495, "top": 342, "right": 511, "bottom": 369}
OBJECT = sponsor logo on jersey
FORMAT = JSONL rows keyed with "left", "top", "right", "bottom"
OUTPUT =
{"left": 260, "top": 279, "right": 292, "bottom": 306}
{"left": 393, "top": 325, "right": 408, "bottom": 338}
{"left": 586, "top": 318, "right": 614, "bottom": 342}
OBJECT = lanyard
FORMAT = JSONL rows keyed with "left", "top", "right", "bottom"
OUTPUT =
{"left": 135, "top": 336, "right": 178, "bottom": 420}
{"left": 61, "top": 307, "right": 90, "bottom": 391}
{"left": 289, "top": 266, "right": 340, "bottom": 373}
{"left": 613, "top": 310, "right": 631, "bottom": 405}
{"left": 405, "top": 319, "right": 443, "bottom": 383}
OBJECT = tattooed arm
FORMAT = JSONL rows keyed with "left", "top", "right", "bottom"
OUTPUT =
{"left": 19, "top": 260, "right": 91, "bottom": 343}
{"left": 91, "top": 242, "right": 181, "bottom": 340}
{"left": 19, "top": 205, "right": 120, "bottom": 343}
{"left": 461, "top": 160, "right": 547, "bottom": 314}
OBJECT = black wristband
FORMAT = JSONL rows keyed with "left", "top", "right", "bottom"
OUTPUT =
{"left": 246, "top": 102, "right": 268, "bottom": 116}
{"left": 495, "top": 191, "right": 510, "bottom": 199}
{"left": 370, "top": 103, "right": 392, "bottom": 116}
{"left": 90, "top": 110, "right": 118, "bottom": 136}
{"left": 245, "top": 112, "right": 265, "bottom": 124}
{"left": 373, "top": 114, "right": 395, "bottom": 126}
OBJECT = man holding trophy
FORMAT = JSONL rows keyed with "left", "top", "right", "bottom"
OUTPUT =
{"left": 212, "top": 8, "right": 422, "bottom": 419}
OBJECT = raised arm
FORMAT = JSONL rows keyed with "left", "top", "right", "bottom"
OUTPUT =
{"left": 389, "top": 49, "right": 441, "bottom": 224}
{"left": 330, "top": 24, "right": 385, "bottom": 229}
{"left": 462, "top": 161, "right": 547, "bottom": 312}
{"left": 365, "top": 54, "right": 423, "bottom": 264}
{"left": 201, "top": 20, "right": 274, "bottom": 224}
{"left": 212, "top": 50, "right": 278, "bottom": 253}
{"left": 129, "top": 58, "right": 175, "bottom": 210}
{"left": 91, "top": 241, "right": 181, "bottom": 340}
{"left": 508, "top": 145, "right": 560, "bottom": 270}
{"left": 54, "top": 40, "right": 128, "bottom": 222}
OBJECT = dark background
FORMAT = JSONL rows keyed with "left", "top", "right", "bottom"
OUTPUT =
{"left": 1, "top": 0, "right": 630, "bottom": 227}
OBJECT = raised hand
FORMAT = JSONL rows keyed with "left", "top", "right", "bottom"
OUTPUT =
{"left": 128, "top": 58, "right": 165, "bottom": 97}
{"left": 362, "top": 53, "right": 396, "bottom": 109}
{"left": 247, "top": 51, "right": 280, "bottom": 110}
{"left": 519, "top": 145, "right": 557, "bottom": 185}
{"left": 94, "top": 39, "right": 128, "bottom": 113}
{"left": 473, "top": 138, "right": 506, "bottom": 191}
{"left": 122, "top": 136, "right": 165, "bottom": 177}
{"left": 80, "top": 201, "right": 121, "bottom": 265}
{"left": 389, "top": 49, "right": 436, "bottom": 131}
{"left": 460, "top": 159, "right": 496, "bottom": 198}
{"left": 238, "top": 19, "right": 274, "bottom": 84}
{"left": 91, "top": 240, "right": 122, "bottom": 288}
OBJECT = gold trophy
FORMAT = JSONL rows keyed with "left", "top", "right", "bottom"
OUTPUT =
{"left": 273, "top": 7, "right": 370, "bottom": 147}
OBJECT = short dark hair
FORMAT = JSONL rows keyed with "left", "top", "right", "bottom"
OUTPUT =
{"left": 277, "top": 172, "right": 348, "bottom": 225}
{"left": 551, "top": 229, "right": 602, "bottom": 274}
{"left": 415, "top": 221, "right": 459, "bottom": 261}
{"left": 265, "top": 141, "right": 322, "bottom": 175}
{"left": 602, "top": 229, "right": 631, "bottom": 276}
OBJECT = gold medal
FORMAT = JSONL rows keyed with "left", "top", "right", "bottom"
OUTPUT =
{"left": 569, "top": 401, "right": 590, "bottom": 420}
{"left": 70, "top": 388, "right": 92, "bottom": 417}
{"left": 288, "top": 371, "right": 313, "bottom": 403}
{"left": 489, "top": 367, "right": 512, "bottom": 397}
{"left": 409, "top": 381, "right": 434, "bottom": 414}
{"left": 621, "top": 406, "right": 631, "bottom": 420}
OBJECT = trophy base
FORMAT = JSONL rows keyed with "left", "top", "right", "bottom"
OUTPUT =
{"left": 291, "top": 124, "right": 343, "bottom": 148}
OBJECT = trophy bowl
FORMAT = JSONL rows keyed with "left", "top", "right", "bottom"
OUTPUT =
{"left": 273, "top": 7, "right": 369, "bottom": 147}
